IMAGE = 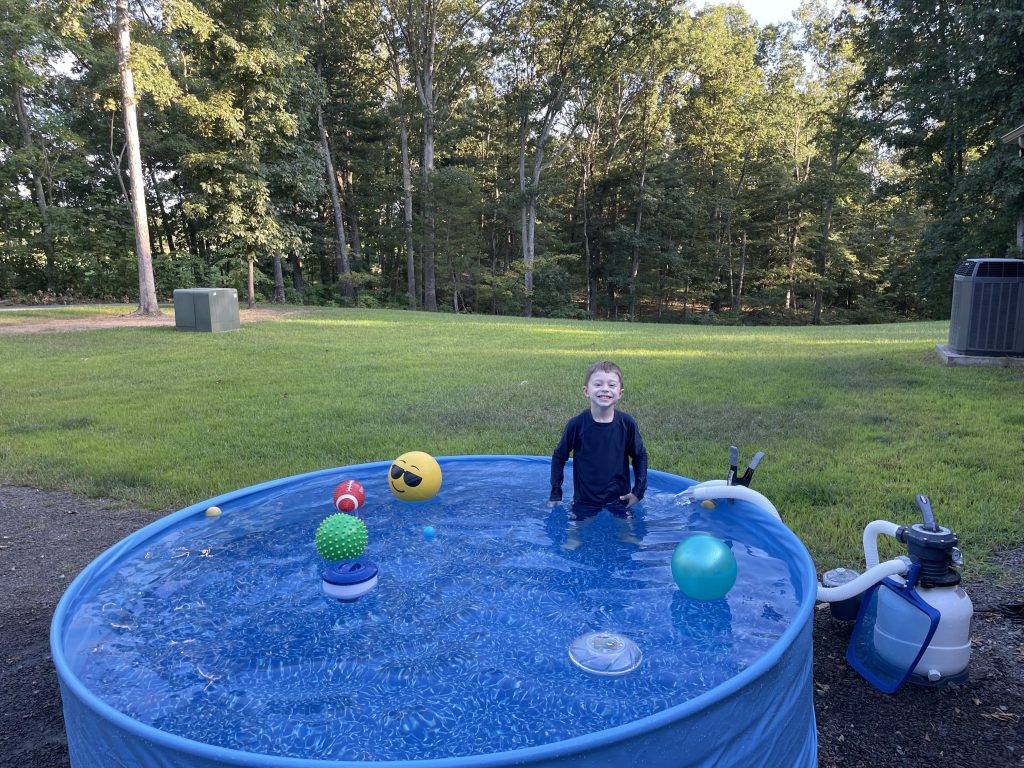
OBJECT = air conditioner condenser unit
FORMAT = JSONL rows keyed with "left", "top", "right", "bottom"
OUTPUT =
{"left": 947, "top": 259, "right": 1024, "bottom": 356}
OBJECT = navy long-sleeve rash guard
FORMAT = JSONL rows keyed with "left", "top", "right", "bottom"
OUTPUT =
{"left": 549, "top": 410, "right": 648, "bottom": 511}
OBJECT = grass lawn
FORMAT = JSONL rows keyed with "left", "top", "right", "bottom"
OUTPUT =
{"left": 1, "top": 305, "right": 1021, "bottom": 576}
{"left": 0, "top": 305, "right": 143, "bottom": 326}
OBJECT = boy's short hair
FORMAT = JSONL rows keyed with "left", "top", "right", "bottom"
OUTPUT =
{"left": 584, "top": 361, "right": 623, "bottom": 387}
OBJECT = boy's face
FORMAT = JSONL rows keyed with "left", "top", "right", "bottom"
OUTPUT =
{"left": 583, "top": 370, "right": 623, "bottom": 410}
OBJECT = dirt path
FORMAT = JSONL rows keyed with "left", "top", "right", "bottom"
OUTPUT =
{"left": 0, "top": 306, "right": 314, "bottom": 334}
{"left": 1, "top": 485, "right": 1021, "bottom": 767}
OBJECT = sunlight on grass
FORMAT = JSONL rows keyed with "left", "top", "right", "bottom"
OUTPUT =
{"left": 512, "top": 326, "right": 611, "bottom": 337}
{"left": 0, "top": 307, "right": 1020, "bottom": 580}
{"left": 287, "top": 317, "right": 404, "bottom": 328}
{"left": 0, "top": 305, "right": 142, "bottom": 325}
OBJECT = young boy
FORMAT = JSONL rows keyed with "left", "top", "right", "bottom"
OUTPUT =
{"left": 549, "top": 361, "right": 648, "bottom": 514}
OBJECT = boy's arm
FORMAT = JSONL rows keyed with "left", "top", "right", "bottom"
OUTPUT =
{"left": 549, "top": 419, "right": 575, "bottom": 502}
{"left": 628, "top": 421, "right": 648, "bottom": 501}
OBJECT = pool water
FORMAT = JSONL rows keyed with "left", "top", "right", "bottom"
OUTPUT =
{"left": 61, "top": 457, "right": 803, "bottom": 761}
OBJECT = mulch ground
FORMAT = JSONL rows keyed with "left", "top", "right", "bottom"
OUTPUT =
{"left": 1, "top": 485, "right": 1021, "bottom": 767}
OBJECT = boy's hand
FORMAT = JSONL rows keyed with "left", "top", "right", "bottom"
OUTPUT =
{"left": 620, "top": 493, "right": 639, "bottom": 509}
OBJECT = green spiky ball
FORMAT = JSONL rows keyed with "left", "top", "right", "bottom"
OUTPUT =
{"left": 315, "top": 513, "right": 368, "bottom": 561}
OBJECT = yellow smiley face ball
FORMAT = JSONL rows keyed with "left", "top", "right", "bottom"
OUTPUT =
{"left": 388, "top": 451, "right": 442, "bottom": 501}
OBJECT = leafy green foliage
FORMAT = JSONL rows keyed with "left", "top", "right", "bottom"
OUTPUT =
{"left": 1, "top": 1, "right": 1020, "bottom": 321}
{"left": 855, "top": 0, "right": 1024, "bottom": 312}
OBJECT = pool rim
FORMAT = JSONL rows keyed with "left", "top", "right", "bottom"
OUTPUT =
{"left": 51, "top": 454, "right": 817, "bottom": 768}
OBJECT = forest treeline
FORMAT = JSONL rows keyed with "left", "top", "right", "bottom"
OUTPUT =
{"left": 2, "top": 0, "right": 1022, "bottom": 323}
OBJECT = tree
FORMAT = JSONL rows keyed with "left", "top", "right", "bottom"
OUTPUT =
{"left": 558, "top": 12, "right": 683, "bottom": 320}
{"left": 669, "top": 5, "right": 773, "bottom": 316}
{"left": 380, "top": 0, "right": 489, "bottom": 311}
{"left": 799, "top": 0, "right": 871, "bottom": 323}
{"left": 380, "top": 26, "right": 418, "bottom": 308}
{"left": 3, "top": 0, "right": 59, "bottom": 292}
{"left": 166, "top": 0, "right": 322, "bottom": 308}
{"left": 116, "top": 0, "right": 159, "bottom": 314}
{"left": 856, "top": 0, "right": 1024, "bottom": 313}
{"left": 318, "top": 98, "right": 353, "bottom": 300}
{"left": 0, "top": 0, "right": 978, "bottom": 322}
{"left": 494, "top": 0, "right": 666, "bottom": 315}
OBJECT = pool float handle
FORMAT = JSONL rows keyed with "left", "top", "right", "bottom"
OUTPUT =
{"left": 915, "top": 494, "right": 939, "bottom": 532}
{"left": 736, "top": 451, "right": 764, "bottom": 487}
{"left": 726, "top": 445, "right": 739, "bottom": 485}
{"left": 724, "top": 445, "right": 764, "bottom": 488}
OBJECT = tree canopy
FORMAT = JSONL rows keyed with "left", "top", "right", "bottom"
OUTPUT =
{"left": 2, "top": 0, "right": 1021, "bottom": 322}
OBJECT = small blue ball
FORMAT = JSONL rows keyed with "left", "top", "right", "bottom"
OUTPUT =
{"left": 671, "top": 535, "right": 737, "bottom": 601}
{"left": 423, "top": 526, "right": 437, "bottom": 541}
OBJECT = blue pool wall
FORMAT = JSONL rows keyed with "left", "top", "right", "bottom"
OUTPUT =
{"left": 52, "top": 455, "right": 818, "bottom": 768}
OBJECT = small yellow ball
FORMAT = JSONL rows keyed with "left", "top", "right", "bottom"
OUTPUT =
{"left": 700, "top": 499, "right": 717, "bottom": 510}
{"left": 205, "top": 506, "right": 222, "bottom": 517}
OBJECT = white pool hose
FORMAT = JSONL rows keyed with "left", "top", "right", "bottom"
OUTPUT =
{"left": 675, "top": 483, "right": 910, "bottom": 602}
{"left": 676, "top": 482, "right": 781, "bottom": 521}
{"left": 863, "top": 520, "right": 902, "bottom": 568}
{"left": 816, "top": 557, "right": 910, "bottom": 602}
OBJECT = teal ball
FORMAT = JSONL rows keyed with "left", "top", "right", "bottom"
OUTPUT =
{"left": 671, "top": 535, "right": 737, "bottom": 601}
{"left": 315, "top": 513, "right": 368, "bottom": 562}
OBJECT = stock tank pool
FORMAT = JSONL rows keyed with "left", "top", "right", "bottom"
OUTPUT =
{"left": 52, "top": 456, "right": 818, "bottom": 767}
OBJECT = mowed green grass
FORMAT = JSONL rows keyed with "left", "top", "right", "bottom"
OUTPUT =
{"left": 1, "top": 306, "right": 1021, "bottom": 576}
{"left": 0, "top": 305, "right": 144, "bottom": 326}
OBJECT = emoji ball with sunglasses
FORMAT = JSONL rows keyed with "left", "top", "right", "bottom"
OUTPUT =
{"left": 388, "top": 451, "right": 442, "bottom": 501}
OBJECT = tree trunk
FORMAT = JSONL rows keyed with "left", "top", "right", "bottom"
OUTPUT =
{"left": 629, "top": 101, "right": 651, "bottom": 320}
{"left": 582, "top": 164, "right": 593, "bottom": 319}
{"left": 289, "top": 250, "right": 304, "bottom": 291}
{"left": 385, "top": 49, "right": 418, "bottom": 309}
{"left": 338, "top": 165, "right": 363, "bottom": 266}
{"left": 518, "top": 117, "right": 532, "bottom": 315}
{"left": 525, "top": 196, "right": 537, "bottom": 316}
{"left": 148, "top": 205, "right": 165, "bottom": 254}
{"left": 518, "top": 99, "right": 558, "bottom": 318}
{"left": 488, "top": 157, "right": 500, "bottom": 313}
{"left": 146, "top": 162, "right": 176, "bottom": 252}
{"left": 629, "top": 150, "right": 648, "bottom": 319}
{"left": 13, "top": 81, "right": 56, "bottom": 292}
{"left": 246, "top": 258, "right": 256, "bottom": 308}
{"left": 786, "top": 201, "right": 798, "bottom": 311}
{"left": 785, "top": 131, "right": 808, "bottom": 312}
{"left": 522, "top": 110, "right": 557, "bottom": 318}
{"left": 448, "top": 229, "right": 460, "bottom": 314}
{"left": 813, "top": 195, "right": 834, "bottom": 325}
{"left": 421, "top": 106, "right": 437, "bottom": 311}
{"left": 408, "top": 10, "right": 439, "bottom": 313}
{"left": 272, "top": 253, "right": 285, "bottom": 303}
{"left": 184, "top": 218, "right": 200, "bottom": 262}
{"left": 733, "top": 230, "right": 747, "bottom": 312}
{"left": 116, "top": 0, "right": 160, "bottom": 315}
{"left": 656, "top": 263, "right": 665, "bottom": 319}
{"left": 724, "top": 212, "right": 734, "bottom": 308}
{"left": 399, "top": 105, "right": 415, "bottom": 309}
{"left": 382, "top": 6, "right": 427, "bottom": 310}
{"left": 317, "top": 104, "right": 353, "bottom": 300}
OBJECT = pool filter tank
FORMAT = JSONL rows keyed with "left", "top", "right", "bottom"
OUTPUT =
{"left": 871, "top": 496, "right": 972, "bottom": 686}
{"left": 818, "top": 494, "right": 973, "bottom": 693}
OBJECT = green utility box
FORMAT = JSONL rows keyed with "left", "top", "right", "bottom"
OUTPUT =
{"left": 173, "top": 288, "right": 240, "bottom": 332}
